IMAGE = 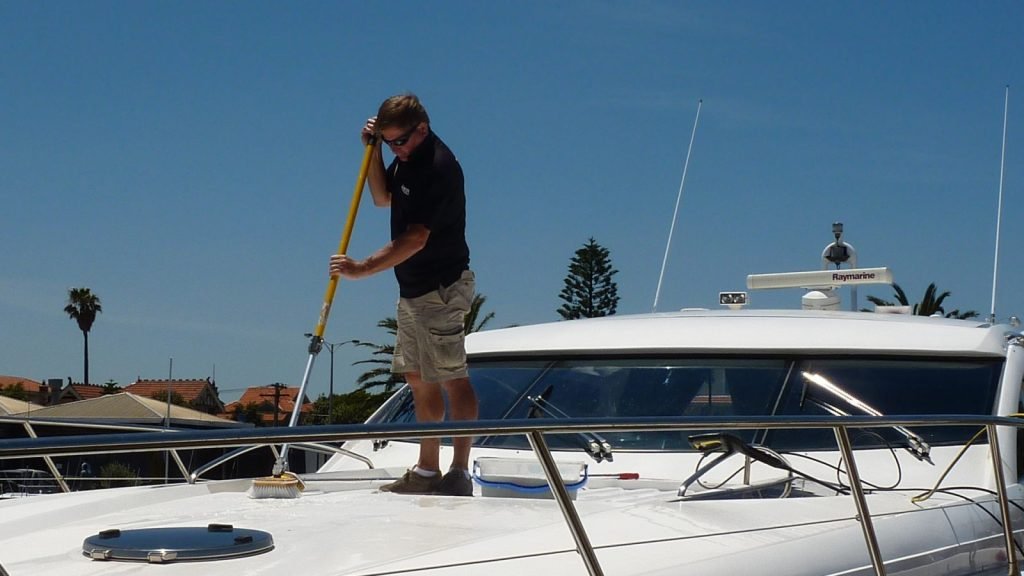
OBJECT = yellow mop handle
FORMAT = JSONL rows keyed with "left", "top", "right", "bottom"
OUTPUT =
{"left": 312, "top": 140, "right": 376, "bottom": 339}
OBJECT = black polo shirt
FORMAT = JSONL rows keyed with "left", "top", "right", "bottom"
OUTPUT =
{"left": 386, "top": 131, "right": 470, "bottom": 298}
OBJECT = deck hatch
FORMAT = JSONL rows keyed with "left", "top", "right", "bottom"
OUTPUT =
{"left": 82, "top": 525, "right": 273, "bottom": 563}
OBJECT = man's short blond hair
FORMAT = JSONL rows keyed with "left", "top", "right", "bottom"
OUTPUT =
{"left": 377, "top": 93, "right": 430, "bottom": 130}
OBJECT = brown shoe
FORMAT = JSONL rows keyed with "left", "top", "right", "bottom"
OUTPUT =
{"left": 379, "top": 469, "right": 442, "bottom": 494}
{"left": 435, "top": 470, "right": 473, "bottom": 496}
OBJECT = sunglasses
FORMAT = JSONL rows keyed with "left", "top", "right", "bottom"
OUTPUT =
{"left": 381, "top": 124, "right": 420, "bottom": 147}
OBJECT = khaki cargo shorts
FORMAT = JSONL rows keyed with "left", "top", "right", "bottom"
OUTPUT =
{"left": 393, "top": 270, "right": 475, "bottom": 383}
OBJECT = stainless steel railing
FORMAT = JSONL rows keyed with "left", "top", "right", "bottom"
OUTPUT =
{"left": 1, "top": 417, "right": 195, "bottom": 491}
{"left": 2, "top": 414, "right": 1022, "bottom": 576}
{"left": 4, "top": 414, "right": 1018, "bottom": 456}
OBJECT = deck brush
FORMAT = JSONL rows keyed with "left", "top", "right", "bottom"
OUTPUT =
{"left": 248, "top": 471, "right": 305, "bottom": 499}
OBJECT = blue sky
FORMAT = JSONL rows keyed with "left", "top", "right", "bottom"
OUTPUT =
{"left": 3, "top": 1, "right": 1022, "bottom": 404}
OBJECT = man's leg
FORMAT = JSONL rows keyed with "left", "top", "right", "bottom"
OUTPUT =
{"left": 407, "top": 371, "right": 444, "bottom": 472}
{"left": 377, "top": 371, "right": 446, "bottom": 494}
{"left": 442, "top": 376, "right": 477, "bottom": 470}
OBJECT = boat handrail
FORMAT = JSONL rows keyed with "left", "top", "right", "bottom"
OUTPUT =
{"left": 2, "top": 414, "right": 1021, "bottom": 576}
{"left": 186, "top": 442, "right": 373, "bottom": 483}
{"left": 0, "top": 416, "right": 200, "bottom": 434}
{"left": 1, "top": 413, "right": 1019, "bottom": 459}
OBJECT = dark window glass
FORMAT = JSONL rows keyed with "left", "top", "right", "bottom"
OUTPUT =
{"left": 369, "top": 356, "right": 1002, "bottom": 454}
{"left": 769, "top": 359, "right": 1000, "bottom": 451}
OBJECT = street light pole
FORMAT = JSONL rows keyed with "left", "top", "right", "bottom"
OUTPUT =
{"left": 305, "top": 335, "right": 359, "bottom": 425}
{"left": 328, "top": 342, "right": 336, "bottom": 424}
{"left": 324, "top": 340, "right": 363, "bottom": 424}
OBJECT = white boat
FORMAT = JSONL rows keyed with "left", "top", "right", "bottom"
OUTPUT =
{"left": 2, "top": 271, "right": 1023, "bottom": 575}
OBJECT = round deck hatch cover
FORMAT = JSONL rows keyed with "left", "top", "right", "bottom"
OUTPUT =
{"left": 82, "top": 524, "right": 273, "bottom": 563}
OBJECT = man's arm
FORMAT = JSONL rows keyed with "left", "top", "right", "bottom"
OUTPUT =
{"left": 360, "top": 118, "right": 391, "bottom": 207}
{"left": 329, "top": 224, "right": 429, "bottom": 279}
{"left": 366, "top": 145, "right": 391, "bottom": 207}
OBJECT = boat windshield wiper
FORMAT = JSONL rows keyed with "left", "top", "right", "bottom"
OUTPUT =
{"left": 678, "top": 433, "right": 801, "bottom": 499}
{"left": 801, "top": 372, "right": 932, "bottom": 464}
{"left": 679, "top": 432, "right": 856, "bottom": 499}
{"left": 526, "top": 386, "right": 614, "bottom": 463}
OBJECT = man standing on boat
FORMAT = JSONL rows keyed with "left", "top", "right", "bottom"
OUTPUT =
{"left": 329, "top": 93, "right": 477, "bottom": 496}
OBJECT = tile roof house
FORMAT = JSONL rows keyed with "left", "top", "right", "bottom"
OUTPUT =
{"left": 57, "top": 383, "right": 106, "bottom": 403}
{"left": 123, "top": 378, "right": 225, "bottom": 415}
{"left": 0, "top": 375, "right": 42, "bottom": 392}
{"left": 223, "top": 384, "right": 312, "bottom": 426}
{"left": 0, "top": 375, "right": 49, "bottom": 405}
{"left": 2, "top": 376, "right": 126, "bottom": 406}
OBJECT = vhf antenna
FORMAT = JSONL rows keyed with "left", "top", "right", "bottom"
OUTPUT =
{"left": 989, "top": 85, "right": 1009, "bottom": 324}
{"left": 653, "top": 99, "right": 702, "bottom": 312}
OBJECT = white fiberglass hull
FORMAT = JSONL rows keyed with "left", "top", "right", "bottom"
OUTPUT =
{"left": 1, "top": 472, "right": 1020, "bottom": 576}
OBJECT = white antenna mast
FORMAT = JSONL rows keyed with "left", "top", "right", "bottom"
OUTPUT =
{"left": 989, "top": 85, "right": 1009, "bottom": 323}
{"left": 653, "top": 99, "right": 702, "bottom": 312}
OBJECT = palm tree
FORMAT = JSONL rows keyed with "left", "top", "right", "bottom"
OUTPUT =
{"left": 354, "top": 318, "right": 404, "bottom": 393}
{"left": 356, "top": 293, "right": 496, "bottom": 392}
{"left": 64, "top": 287, "right": 102, "bottom": 385}
{"left": 465, "top": 293, "right": 495, "bottom": 333}
{"left": 865, "top": 283, "right": 978, "bottom": 319}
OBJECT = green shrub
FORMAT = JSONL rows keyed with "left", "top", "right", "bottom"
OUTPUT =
{"left": 99, "top": 462, "right": 140, "bottom": 488}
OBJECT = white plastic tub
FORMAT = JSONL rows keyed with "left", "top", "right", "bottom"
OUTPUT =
{"left": 473, "top": 457, "right": 587, "bottom": 500}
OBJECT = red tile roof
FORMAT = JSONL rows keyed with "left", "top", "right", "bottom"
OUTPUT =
{"left": 124, "top": 379, "right": 212, "bottom": 402}
{"left": 0, "top": 375, "right": 43, "bottom": 393}
{"left": 234, "top": 385, "right": 311, "bottom": 411}
{"left": 68, "top": 384, "right": 105, "bottom": 400}
{"left": 223, "top": 385, "right": 312, "bottom": 425}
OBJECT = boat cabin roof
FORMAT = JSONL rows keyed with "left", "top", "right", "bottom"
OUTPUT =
{"left": 467, "top": 310, "right": 1014, "bottom": 358}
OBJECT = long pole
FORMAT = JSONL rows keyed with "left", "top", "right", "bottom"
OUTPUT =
{"left": 989, "top": 85, "right": 1009, "bottom": 323}
{"left": 275, "top": 140, "right": 376, "bottom": 475}
{"left": 653, "top": 99, "right": 702, "bottom": 312}
{"left": 328, "top": 344, "right": 335, "bottom": 425}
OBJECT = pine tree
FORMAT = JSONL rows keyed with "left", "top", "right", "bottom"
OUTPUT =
{"left": 558, "top": 238, "right": 620, "bottom": 319}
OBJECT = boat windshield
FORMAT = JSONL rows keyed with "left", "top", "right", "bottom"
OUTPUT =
{"left": 369, "top": 356, "right": 1001, "bottom": 452}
